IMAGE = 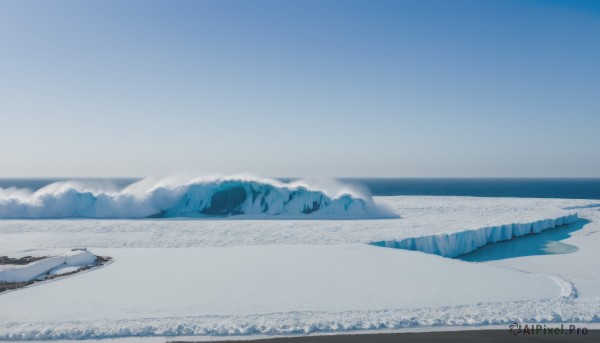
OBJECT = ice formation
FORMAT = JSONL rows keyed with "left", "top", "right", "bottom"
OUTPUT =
{"left": 0, "top": 250, "right": 96, "bottom": 283}
{"left": 0, "top": 175, "right": 389, "bottom": 219}
{"left": 371, "top": 213, "right": 580, "bottom": 257}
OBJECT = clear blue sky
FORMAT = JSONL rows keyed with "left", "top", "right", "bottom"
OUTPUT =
{"left": 0, "top": 0, "right": 598, "bottom": 177}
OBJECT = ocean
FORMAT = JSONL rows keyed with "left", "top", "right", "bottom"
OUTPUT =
{"left": 2, "top": 177, "right": 600, "bottom": 200}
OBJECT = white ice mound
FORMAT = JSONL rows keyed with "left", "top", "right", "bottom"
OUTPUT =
{"left": 0, "top": 250, "right": 96, "bottom": 283}
{"left": 0, "top": 175, "right": 391, "bottom": 219}
{"left": 371, "top": 213, "right": 579, "bottom": 258}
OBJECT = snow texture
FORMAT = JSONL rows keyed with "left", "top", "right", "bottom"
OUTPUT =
{"left": 0, "top": 245, "right": 572, "bottom": 340}
{"left": 1, "top": 298, "right": 599, "bottom": 341}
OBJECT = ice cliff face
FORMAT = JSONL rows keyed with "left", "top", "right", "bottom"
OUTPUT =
{"left": 0, "top": 176, "right": 389, "bottom": 219}
{"left": 371, "top": 213, "right": 579, "bottom": 257}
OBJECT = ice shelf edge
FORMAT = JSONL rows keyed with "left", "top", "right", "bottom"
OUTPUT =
{"left": 370, "top": 213, "right": 580, "bottom": 258}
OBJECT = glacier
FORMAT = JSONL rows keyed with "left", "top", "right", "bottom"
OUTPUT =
{"left": 371, "top": 213, "right": 580, "bottom": 258}
{"left": 0, "top": 175, "right": 390, "bottom": 219}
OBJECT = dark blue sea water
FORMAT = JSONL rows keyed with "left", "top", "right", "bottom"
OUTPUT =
{"left": 1, "top": 178, "right": 600, "bottom": 200}
{"left": 345, "top": 178, "right": 600, "bottom": 199}
{"left": 0, "top": 178, "right": 138, "bottom": 191}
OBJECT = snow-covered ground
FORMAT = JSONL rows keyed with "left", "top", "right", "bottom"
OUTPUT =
{"left": 0, "top": 196, "right": 599, "bottom": 340}
{"left": 0, "top": 197, "right": 586, "bottom": 253}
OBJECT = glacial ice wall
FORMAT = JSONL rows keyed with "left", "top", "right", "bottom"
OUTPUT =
{"left": 0, "top": 175, "right": 389, "bottom": 219}
{"left": 371, "top": 213, "right": 579, "bottom": 258}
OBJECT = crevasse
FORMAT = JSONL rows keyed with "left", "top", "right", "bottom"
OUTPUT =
{"left": 370, "top": 213, "right": 579, "bottom": 257}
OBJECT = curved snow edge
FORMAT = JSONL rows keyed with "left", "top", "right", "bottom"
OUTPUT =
{"left": 0, "top": 250, "right": 96, "bottom": 283}
{"left": 370, "top": 213, "right": 580, "bottom": 258}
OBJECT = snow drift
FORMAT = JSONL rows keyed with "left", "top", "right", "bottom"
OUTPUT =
{"left": 371, "top": 213, "right": 579, "bottom": 257}
{"left": 0, "top": 175, "right": 390, "bottom": 219}
{"left": 0, "top": 250, "right": 96, "bottom": 283}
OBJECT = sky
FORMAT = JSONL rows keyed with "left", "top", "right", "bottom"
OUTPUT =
{"left": 0, "top": 0, "right": 599, "bottom": 178}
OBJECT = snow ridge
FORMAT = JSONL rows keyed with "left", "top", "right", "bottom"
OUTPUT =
{"left": 370, "top": 213, "right": 579, "bottom": 257}
{"left": 1, "top": 297, "right": 598, "bottom": 340}
{"left": 0, "top": 250, "right": 96, "bottom": 283}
